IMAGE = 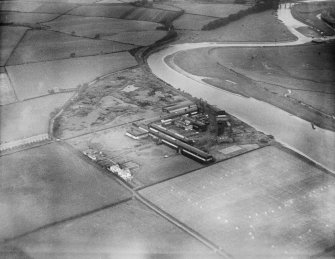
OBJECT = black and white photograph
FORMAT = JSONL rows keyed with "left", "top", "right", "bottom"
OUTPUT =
{"left": 0, "top": 0, "right": 334, "bottom": 258}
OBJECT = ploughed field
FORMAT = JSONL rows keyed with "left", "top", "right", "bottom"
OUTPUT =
{"left": 140, "top": 146, "right": 335, "bottom": 258}
{"left": 172, "top": 43, "right": 335, "bottom": 129}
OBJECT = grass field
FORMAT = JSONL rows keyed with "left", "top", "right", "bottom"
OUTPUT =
{"left": 69, "top": 5, "right": 136, "bottom": 18}
{"left": 7, "top": 30, "right": 134, "bottom": 65}
{"left": 6, "top": 52, "right": 137, "bottom": 100}
{"left": 125, "top": 7, "right": 179, "bottom": 23}
{"left": 0, "top": 11, "right": 58, "bottom": 24}
{"left": 177, "top": 10, "right": 297, "bottom": 42}
{"left": 0, "top": 93, "right": 72, "bottom": 143}
{"left": 70, "top": 4, "right": 180, "bottom": 24}
{"left": 0, "top": 142, "right": 131, "bottom": 241}
{"left": 173, "top": 14, "right": 217, "bottom": 30}
{"left": 4, "top": 200, "right": 220, "bottom": 259}
{"left": 140, "top": 146, "right": 335, "bottom": 258}
{"left": 44, "top": 15, "right": 160, "bottom": 38}
{"left": 0, "top": 1, "right": 76, "bottom": 14}
{"left": 0, "top": 26, "right": 27, "bottom": 66}
{"left": 172, "top": 3, "right": 248, "bottom": 17}
{"left": 0, "top": 72, "right": 16, "bottom": 105}
{"left": 104, "top": 30, "right": 167, "bottom": 45}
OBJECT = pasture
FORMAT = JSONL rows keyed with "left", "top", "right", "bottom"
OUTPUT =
{"left": 0, "top": 142, "right": 131, "bottom": 241}
{"left": 0, "top": 26, "right": 27, "bottom": 66}
{"left": 69, "top": 5, "right": 136, "bottom": 18}
{"left": 177, "top": 10, "right": 297, "bottom": 42}
{"left": 0, "top": 1, "right": 76, "bottom": 14}
{"left": 6, "top": 52, "right": 137, "bottom": 100}
{"left": 140, "top": 146, "right": 335, "bottom": 258}
{"left": 0, "top": 93, "right": 73, "bottom": 143}
{"left": 7, "top": 30, "right": 134, "bottom": 65}
{"left": 0, "top": 12, "right": 57, "bottom": 24}
{"left": 5, "top": 200, "right": 220, "bottom": 259}
{"left": 44, "top": 15, "right": 160, "bottom": 38}
{"left": 172, "top": 3, "right": 248, "bottom": 17}
{"left": 173, "top": 14, "right": 217, "bottom": 30}
{"left": 105, "top": 30, "right": 167, "bottom": 46}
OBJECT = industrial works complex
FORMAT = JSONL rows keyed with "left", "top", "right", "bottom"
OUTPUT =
{"left": 126, "top": 100, "right": 232, "bottom": 163}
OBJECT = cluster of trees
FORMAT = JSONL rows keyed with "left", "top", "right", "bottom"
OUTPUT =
{"left": 202, "top": 0, "right": 280, "bottom": 31}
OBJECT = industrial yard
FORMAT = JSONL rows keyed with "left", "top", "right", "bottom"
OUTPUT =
{"left": 1, "top": 0, "right": 335, "bottom": 258}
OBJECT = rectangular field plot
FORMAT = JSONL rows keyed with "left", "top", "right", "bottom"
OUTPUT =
{"left": 5, "top": 200, "right": 220, "bottom": 259}
{"left": 105, "top": 30, "right": 167, "bottom": 46}
{"left": 0, "top": 1, "right": 76, "bottom": 14}
{"left": 43, "top": 15, "right": 160, "bottom": 38}
{"left": 7, "top": 30, "right": 134, "bottom": 65}
{"left": 0, "top": 93, "right": 72, "bottom": 143}
{"left": 0, "top": 142, "right": 131, "bottom": 241}
{"left": 173, "top": 14, "right": 217, "bottom": 30}
{"left": 0, "top": 11, "right": 58, "bottom": 24}
{"left": 140, "top": 146, "right": 335, "bottom": 258}
{"left": 69, "top": 5, "right": 135, "bottom": 18}
{"left": 6, "top": 52, "right": 137, "bottom": 100}
{"left": 172, "top": 3, "right": 248, "bottom": 17}
{"left": 0, "top": 26, "right": 27, "bottom": 66}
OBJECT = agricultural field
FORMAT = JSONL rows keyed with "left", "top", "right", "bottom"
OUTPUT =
{"left": 171, "top": 3, "right": 248, "bottom": 17}
{"left": 0, "top": 92, "right": 73, "bottom": 144}
{"left": 3, "top": 200, "right": 220, "bottom": 259}
{"left": 69, "top": 4, "right": 180, "bottom": 24}
{"left": 0, "top": 1, "right": 76, "bottom": 14}
{"left": 6, "top": 52, "right": 137, "bottom": 100}
{"left": 104, "top": 30, "right": 167, "bottom": 45}
{"left": 0, "top": 142, "right": 131, "bottom": 241}
{"left": 140, "top": 146, "right": 335, "bottom": 258}
{"left": 43, "top": 15, "right": 160, "bottom": 38}
{"left": 0, "top": 26, "right": 27, "bottom": 66}
{"left": 0, "top": 12, "right": 58, "bottom": 25}
{"left": 176, "top": 10, "right": 297, "bottom": 43}
{"left": 6, "top": 30, "right": 134, "bottom": 65}
{"left": 0, "top": 72, "right": 16, "bottom": 105}
{"left": 67, "top": 125, "right": 203, "bottom": 188}
{"left": 125, "top": 7, "right": 180, "bottom": 24}
{"left": 173, "top": 14, "right": 218, "bottom": 30}
{"left": 69, "top": 5, "right": 136, "bottom": 19}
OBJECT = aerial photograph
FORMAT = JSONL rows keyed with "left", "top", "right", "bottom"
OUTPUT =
{"left": 0, "top": 0, "right": 334, "bottom": 258}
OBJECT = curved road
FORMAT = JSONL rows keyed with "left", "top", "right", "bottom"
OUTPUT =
{"left": 148, "top": 3, "right": 335, "bottom": 173}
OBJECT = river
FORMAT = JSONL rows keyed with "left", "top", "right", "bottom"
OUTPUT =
{"left": 147, "top": 3, "right": 335, "bottom": 173}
